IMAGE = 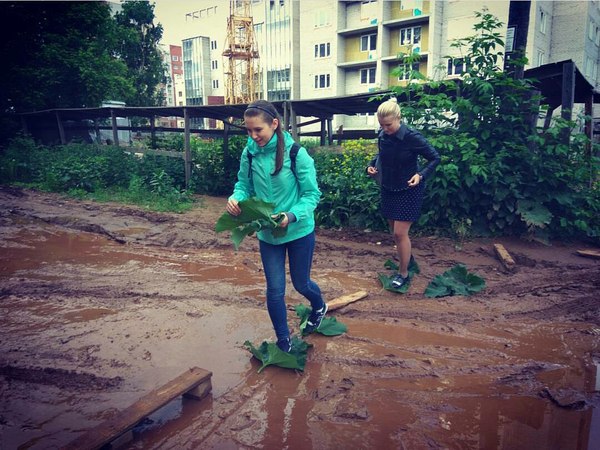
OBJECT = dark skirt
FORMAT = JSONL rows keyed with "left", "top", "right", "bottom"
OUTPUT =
{"left": 380, "top": 182, "right": 425, "bottom": 222}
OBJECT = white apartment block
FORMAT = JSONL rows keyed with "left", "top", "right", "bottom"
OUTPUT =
{"left": 297, "top": 0, "right": 600, "bottom": 130}
{"left": 167, "top": 0, "right": 600, "bottom": 129}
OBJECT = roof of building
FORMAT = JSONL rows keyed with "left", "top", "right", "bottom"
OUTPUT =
{"left": 524, "top": 59, "right": 600, "bottom": 107}
{"left": 15, "top": 60, "right": 598, "bottom": 123}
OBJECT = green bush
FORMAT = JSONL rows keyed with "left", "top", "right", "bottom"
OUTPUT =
{"left": 0, "top": 136, "right": 192, "bottom": 212}
{"left": 314, "top": 139, "right": 387, "bottom": 231}
{"left": 191, "top": 135, "right": 246, "bottom": 196}
{"left": 383, "top": 11, "right": 599, "bottom": 240}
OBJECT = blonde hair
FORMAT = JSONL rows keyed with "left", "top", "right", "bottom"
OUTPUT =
{"left": 377, "top": 97, "right": 401, "bottom": 120}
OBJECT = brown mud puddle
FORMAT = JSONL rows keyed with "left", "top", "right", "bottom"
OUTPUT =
{"left": 0, "top": 190, "right": 599, "bottom": 449}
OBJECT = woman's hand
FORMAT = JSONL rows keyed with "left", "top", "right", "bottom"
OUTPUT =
{"left": 407, "top": 173, "right": 422, "bottom": 187}
{"left": 367, "top": 166, "right": 378, "bottom": 177}
{"left": 226, "top": 199, "right": 241, "bottom": 216}
{"left": 272, "top": 212, "right": 289, "bottom": 228}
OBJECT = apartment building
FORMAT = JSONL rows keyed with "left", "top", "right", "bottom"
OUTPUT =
{"left": 165, "top": 0, "right": 599, "bottom": 129}
{"left": 182, "top": 35, "right": 212, "bottom": 128}
{"left": 297, "top": 0, "right": 600, "bottom": 129}
{"left": 254, "top": 0, "right": 300, "bottom": 101}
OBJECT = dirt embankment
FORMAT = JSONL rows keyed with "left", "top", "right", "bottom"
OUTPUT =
{"left": 0, "top": 186, "right": 598, "bottom": 449}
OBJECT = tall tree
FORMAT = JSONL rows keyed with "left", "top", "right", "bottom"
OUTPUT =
{"left": 114, "top": 1, "right": 167, "bottom": 106}
{"left": 0, "top": 1, "right": 167, "bottom": 113}
{"left": 0, "top": 2, "right": 133, "bottom": 112}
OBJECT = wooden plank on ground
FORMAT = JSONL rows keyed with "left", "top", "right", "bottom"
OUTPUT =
{"left": 327, "top": 290, "right": 368, "bottom": 311}
{"left": 493, "top": 243, "right": 516, "bottom": 271}
{"left": 576, "top": 249, "right": 600, "bottom": 260}
{"left": 63, "top": 367, "right": 212, "bottom": 450}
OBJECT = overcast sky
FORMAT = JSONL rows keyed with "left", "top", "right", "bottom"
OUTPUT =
{"left": 153, "top": 0, "right": 209, "bottom": 47}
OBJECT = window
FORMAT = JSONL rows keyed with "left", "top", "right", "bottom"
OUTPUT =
{"left": 178, "top": 91, "right": 183, "bottom": 97}
{"left": 400, "top": 26, "right": 421, "bottom": 46}
{"left": 211, "top": 60, "right": 218, "bottom": 70}
{"left": 447, "top": 57, "right": 466, "bottom": 76}
{"left": 536, "top": 50, "right": 545, "bottom": 66}
{"left": 361, "top": 0, "right": 377, "bottom": 19}
{"left": 172, "top": 55, "right": 179, "bottom": 62}
{"left": 314, "top": 9, "right": 330, "bottom": 27}
{"left": 210, "top": 40, "right": 218, "bottom": 50}
{"left": 314, "top": 43, "right": 331, "bottom": 58}
{"left": 360, "top": 67, "right": 376, "bottom": 84}
{"left": 360, "top": 33, "right": 377, "bottom": 51}
{"left": 596, "top": 26, "right": 600, "bottom": 46}
{"left": 399, "top": 63, "right": 419, "bottom": 80}
{"left": 314, "top": 74, "right": 331, "bottom": 88}
{"left": 276, "top": 68, "right": 290, "bottom": 82}
{"left": 539, "top": 9, "right": 547, "bottom": 34}
{"left": 212, "top": 79, "right": 219, "bottom": 89}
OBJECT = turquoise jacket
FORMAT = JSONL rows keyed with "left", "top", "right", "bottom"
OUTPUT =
{"left": 229, "top": 131, "right": 321, "bottom": 245}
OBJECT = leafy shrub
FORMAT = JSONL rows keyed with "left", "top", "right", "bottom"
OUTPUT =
{"left": 191, "top": 135, "right": 245, "bottom": 195}
{"left": 0, "top": 136, "right": 192, "bottom": 212}
{"left": 384, "top": 11, "right": 598, "bottom": 240}
{"left": 314, "top": 139, "right": 387, "bottom": 231}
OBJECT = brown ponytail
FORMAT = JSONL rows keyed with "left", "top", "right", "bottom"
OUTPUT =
{"left": 244, "top": 100, "right": 285, "bottom": 175}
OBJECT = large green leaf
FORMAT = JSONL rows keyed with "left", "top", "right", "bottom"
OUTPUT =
{"left": 215, "top": 198, "right": 276, "bottom": 232}
{"left": 244, "top": 336, "right": 312, "bottom": 373}
{"left": 215, "top": 198, "right": 287, "bottom": 249}
{"left": 517, "top": 200, "right": 553, "bottom": 228}
{"left": 424, "top": 264, "right": 486, "bottom": 298}
{"left": 295, "top": 304, "right": 348, "bottom": 336}
{"left": 378, "top": 257, "right": 420, "bottom": 293}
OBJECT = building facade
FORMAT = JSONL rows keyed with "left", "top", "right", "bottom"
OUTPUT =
{"left": 182, "top": 35, "right": 212, "bottom": 128}
{"left": 165, "top": 0, "right": 600, "bottom": 129}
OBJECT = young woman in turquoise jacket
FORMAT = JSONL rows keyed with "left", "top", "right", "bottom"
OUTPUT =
{"left": 226, "top": 100, "right": 327, "bottom": 352}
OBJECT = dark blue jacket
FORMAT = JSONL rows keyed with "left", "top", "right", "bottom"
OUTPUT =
{"left": 370, "top": 124, "right": 440, "bottom": 191}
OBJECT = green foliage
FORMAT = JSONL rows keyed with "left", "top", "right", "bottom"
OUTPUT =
{"left": 378, "top": 258, "right": 421, "bottom": 294}
{"left": 0, "top": 0, "right": 165, "bottom": 116}
{"left": 191, "top": 136, "right": 246, "bottom": 195}
{"left": 244, "top": 336, "right": 312, "bottom": 373}
{"left": 294, "top": 304, "right": 348, "bottom": 336}
{"left": 313, "top": 139, "right": 387, "bottom": 231}
{"left": 113, "top": 1, "right": 167, "bottom": 106}
{"left": 424, "top": 264, "right": 486, "bottom": 298}
{"left": 215, "top": 198, "right": 287, "bottom": 249}
{"left": 0, "top": 136, "right": 192, "bottom": 213}
{"left": 379, "top": 10, "right": 599, "bottom": 240}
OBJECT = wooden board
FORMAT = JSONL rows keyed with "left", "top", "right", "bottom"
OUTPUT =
{"left": 493, "top": 243, "right": 516, "bottom": 271}
{"left": 576, "top": 249, "right": 600, "bottom": 260}
{"left": 327, "top": 290, "right": 368, "bottom": 311}
{"left": 63, "top": 367, "right": 212, "bottom": 450}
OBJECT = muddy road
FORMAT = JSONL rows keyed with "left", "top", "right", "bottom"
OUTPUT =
{"left": 0, "top": 186, "right": 598, "bottom": 449}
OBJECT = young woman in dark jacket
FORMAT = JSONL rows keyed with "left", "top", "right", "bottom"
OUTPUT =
{"left": 367, "top": 98, "right": 440, "bottom": 289}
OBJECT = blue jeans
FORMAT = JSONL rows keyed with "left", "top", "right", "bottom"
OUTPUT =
{"left": 259, "top": 231, "right": 325, "bottom": 342}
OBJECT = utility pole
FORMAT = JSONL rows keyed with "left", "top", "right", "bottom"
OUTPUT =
{"left": 503, "top": 0, "right": 531, "bottom": 79}
{"left": 222, "top": 0, "right": 261, "bottom": 104}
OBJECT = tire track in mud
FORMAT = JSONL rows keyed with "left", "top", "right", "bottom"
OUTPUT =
{"left": 2, "top": 186, "right": 599, "bottom": 449}
{"left": 0, "top": 365, "right": 123, "bottom": 390}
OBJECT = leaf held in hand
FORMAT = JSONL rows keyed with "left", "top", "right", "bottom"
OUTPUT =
{"left": 215, "top": 198, "right": 287, "bottom": 249}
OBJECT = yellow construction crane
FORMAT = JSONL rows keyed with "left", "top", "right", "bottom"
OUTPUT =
{"left": 222, "top": 0, "right": 261, "bottom": 104}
